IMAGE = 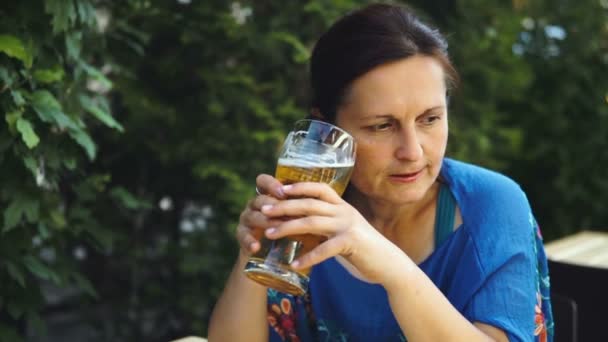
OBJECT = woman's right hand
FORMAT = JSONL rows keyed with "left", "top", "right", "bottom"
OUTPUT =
{"left": 236, "top": 174, "right": 286, "bottom": 255}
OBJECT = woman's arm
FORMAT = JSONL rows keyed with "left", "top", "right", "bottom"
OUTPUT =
{"left": 207, "top": 252, "right": 268, "bottom": 342}
{"left": 382, "top": 248, "right": 508, "bottom": 341}
{"left": 208, "top": 175, "right": 286, "bottom": 341}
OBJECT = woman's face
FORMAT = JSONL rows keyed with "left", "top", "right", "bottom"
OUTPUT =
{"left": 336, "top": 55, "right": 448, "bottom": 206}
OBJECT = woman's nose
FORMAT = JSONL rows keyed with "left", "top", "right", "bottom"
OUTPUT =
{"left": 394, "top": 126, "right": 423, "bottom": 161}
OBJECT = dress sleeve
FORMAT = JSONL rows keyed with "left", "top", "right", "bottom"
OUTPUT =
{"left": 462, "top": 182, "right": 544, "bottom": 341}
{"left": 464, "top": 230, "right": 537, "bottom": 342}
{"left": 443, "top": 159, "right": 554, "bottom": 341}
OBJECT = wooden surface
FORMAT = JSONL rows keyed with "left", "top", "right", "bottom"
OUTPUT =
{"left": 544, "top": 230, "right": 608, "bottom": 269}
{"left": 170, "top": 337, "right": 208, "bottom": 342}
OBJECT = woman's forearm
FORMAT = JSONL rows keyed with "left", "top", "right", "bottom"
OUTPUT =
{"left": 383, "top": 248, "right": 497, "bottom": 342}
{"left": 207, "top": 252, "right": 268, "bottom": 342}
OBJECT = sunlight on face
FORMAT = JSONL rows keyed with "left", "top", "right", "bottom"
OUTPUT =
{"left": 336, "top": 55, "right": 448, "bottom": 205}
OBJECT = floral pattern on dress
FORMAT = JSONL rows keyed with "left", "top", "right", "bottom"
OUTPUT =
{"left": 317, "top": 319, "right": 349, "bottom": 342}
{"left": 267, "top": 289, "right": 300, "bottom": 342}
{"left": 535, "top": 292, "right": 548, "bottom": 342}
{"left": 531, "top": 214, "right": 554, "bottom": 342}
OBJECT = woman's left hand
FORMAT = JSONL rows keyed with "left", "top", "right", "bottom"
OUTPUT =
{"left": 261, "top": 181, "right": 406, "bottom": 286}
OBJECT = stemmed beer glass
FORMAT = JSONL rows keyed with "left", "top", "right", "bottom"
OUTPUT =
{"left": 244, "top": 119, "right": 356, "bottom": 295}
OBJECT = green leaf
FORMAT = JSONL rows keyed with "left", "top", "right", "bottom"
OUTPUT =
{"left": 49, "top": 209, "right": 67, "bottom": 229}
{"left": 5, "top": 261, "right": 26, "bottom": 287}
{"left": 38, "top": 223, "right": 51, "bottom": 240}
{"left": 45, "top": 0, "right": 77, "bottom": 34}
{"left": 79, "top": 94, "right": 124, "bottom": 131}
{"left": 16, "top": 118, "right": 40, "bottom": 149}
{"left": 33, "top": 67, "right": 65, "bottom": 83}
{"left": 3, "top": 196, "right": 39, "bottom": 232}
{"left": 22, "top": 156, "right": 37, "bottom": 177}
{"left": 0, "top": 34, "right": 32, "bottom": 68}
{"left": 5, "top": 109, "right": 22, "bottom": 132}
{"left": 23, "top": 256, "right": 54, "bottom": 281}
{"left": 271, "top": 32, "right": 310, "bottom": 64}
{"left": 63, "top": 157, "right": 77, "bottom": 170}
{"left": 11, "top": 90, "right": 25, "bottom": 106}
{"left": 23, "top": 199, "right": 39, "bottom": 223}
{"left": 0, "top": 66, "right": 14, "bottom": 87}
{"left": 65, "top": 31, "right": 82, "bottom": 60}
{"left": 80, "top": 61, "right": 113, "bottom": 89}
{"left": 3, "top": 201, "right": 23, "bottom": 232}
{"left": 110, "top": 187, "right": 146, "bottom": 210}
{"left": 72, "top": 272, "right": 99, "bottom": 298}
{"left": 30, "top": 90, "right": 77, "bottom": 129}
{"left": 29, "top": 90, "right": 61, "bottom": 121}
{"left": 76, "top": 1, "right": 97, "bottom": 26}
{"left": 115, "top": 21, "right": 150, "bottom": 44}
{"left": 69, "top": 128, "right": 96, "bottom": 160}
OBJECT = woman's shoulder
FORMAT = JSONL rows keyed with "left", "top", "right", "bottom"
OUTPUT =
{"left": 441, "top": 158, "right": 529, "bottom": 211}
{"left": 440, "top": 159, "right": 538, "bottom": 285}
{"left": 441, "top": 158, "right": 521, "bottom": 191}
{"left": 441, "top": 158, "right": 535, "bottom": 253}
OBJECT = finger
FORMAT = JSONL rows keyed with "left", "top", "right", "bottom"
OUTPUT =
{"left": 250, "top": 194, "right": 281, "bottom": 211}
{"left": 235, "top": 224, "right": 260, "bottom": 253}
{"left": 242, "top": 208, "right": 285, "bottom": 230}
{"left": 281, "top": 182, "right": 343, "bottom": 204}
{"left": 256, "top": 174, "right": 286, "bottom": 199}
{"left": 243, "top": 196, "right": 285, "bottom": 229}
{"left": 265, "top": 216, "right": 337, "bottom": 239}
{"left": 260, "top": 197, "right": 335, "bottom": 218}
{"left": 291, "top": 237, "right": 346, "bottom": 270}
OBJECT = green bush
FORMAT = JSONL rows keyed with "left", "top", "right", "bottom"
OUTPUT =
{"left": 0, "top": 0, "right": 123, "bottom": 340}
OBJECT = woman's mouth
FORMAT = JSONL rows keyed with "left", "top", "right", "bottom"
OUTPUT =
{"left": 389, "top": 169, "right": 423, "bottom": 183}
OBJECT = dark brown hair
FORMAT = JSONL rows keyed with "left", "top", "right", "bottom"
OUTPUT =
{"left": 310, "top": 3, "right": 459, "bottom": 123}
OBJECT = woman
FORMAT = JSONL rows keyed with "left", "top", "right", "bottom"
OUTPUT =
{"left": 208, "top": 3, "right": 553, "bottom": 341}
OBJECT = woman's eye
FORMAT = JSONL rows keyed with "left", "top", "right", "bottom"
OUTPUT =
{"left": 370, "top": 122, "right": 393, "bottom": 131}
{"left": 421, "top": 115, "right": 441, "bottom": 125}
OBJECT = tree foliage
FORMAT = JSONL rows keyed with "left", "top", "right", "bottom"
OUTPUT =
{"left": 443, "top": 0, "right": 608, "bottom": 239}
{"left": 1, "top": 0, "right": 123, "bottom": 340}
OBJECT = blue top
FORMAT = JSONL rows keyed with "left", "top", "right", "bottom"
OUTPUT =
{"left": 266, "top": 158, "right": 554, "bottom": 342}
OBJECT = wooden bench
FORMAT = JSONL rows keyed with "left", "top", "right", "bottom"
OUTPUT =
{"left": 544, "top": 230, "right": 608, "bottom": 342}
{"left": 171, "top": 337, "right": 208, "bottom": 342}
{"left": 545, "top": 230, "right": 608, "bottom": 269}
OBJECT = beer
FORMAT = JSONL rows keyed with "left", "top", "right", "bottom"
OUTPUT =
{"left": 275, "top": 159, "right": 354, "bottom": 196}
{"left": 246, "top": 160, "right": 354, "bottom": 295}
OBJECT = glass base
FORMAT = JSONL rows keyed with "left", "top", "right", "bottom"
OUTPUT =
{"left": 244, "top": 260, "right": 308, "bottom": 296}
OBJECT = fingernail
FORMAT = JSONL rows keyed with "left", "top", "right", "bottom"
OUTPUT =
{"left": 265, "top": 227, "right": 276, "bottom": 236}
{"left": 261, "top": 204, "right": 273, "bottom": 212}
{"left": 249, "top": 242, "right": 258, "bottom": 251}
{"left": 282, "top": 185, "right": 293, "bottom": 192}
{"left": 290, "top": 260, "right": 300, "bottom": 268}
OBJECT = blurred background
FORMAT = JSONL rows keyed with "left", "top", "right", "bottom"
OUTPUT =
{"left": 1, "top": 0, "right": 607, "bottom": 341}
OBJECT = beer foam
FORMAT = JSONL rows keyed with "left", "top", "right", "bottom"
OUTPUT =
{"left": 277, "top": 158, "right": 354, "bottom": 168}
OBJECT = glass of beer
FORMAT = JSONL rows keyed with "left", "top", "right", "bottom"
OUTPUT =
{"left": 244, "top": 119, "right": 356, "bottom": 295}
